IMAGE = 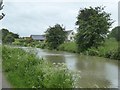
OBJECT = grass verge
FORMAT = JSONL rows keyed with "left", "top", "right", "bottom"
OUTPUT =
{"left": 2, "top": 46, "right": 78, "bottom": 88}
{"left": 58, "top": 38, "right": 120, "bottom": 60}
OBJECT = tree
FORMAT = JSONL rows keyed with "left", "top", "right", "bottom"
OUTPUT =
{"left": 76, "top": 6, "right": 113, "bottom": 52}
{"left": 9, "top": 32, "right": 19, "bottom": 38}
{"left": 1, "top": 28, "right": 9, "bottom": 43}
{"left": 1, "top": 28, "right": 19, "bottom": 43}
{"left": 109, "top": 26, "right": 120, "bottom": 41}
{"left": 46, "top": 24, "right": 66, "bottom": 49}
{"left": 0, "top": 0, "right": 5, "bottom": 20}
{"left": 4, "top": 34, "right": 15, "bottom": 44}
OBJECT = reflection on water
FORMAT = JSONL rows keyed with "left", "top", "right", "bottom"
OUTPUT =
{"left": 28, "top": 48, "right": 119, "bottom": 88}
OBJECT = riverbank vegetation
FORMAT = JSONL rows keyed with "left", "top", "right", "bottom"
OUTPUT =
{"left": 46, "top": 6, "right": 120, "bottom": 60}
{"left": 76, "top": 6, "right": 113, "bottom": 52}
{"left": 1, "top": 28, "right": 19, "bottom": 44}
{"left": 2, "top": 46, "right": 79, "bottom": 88}
{"left": 58, "top": 38, "right": 120, "bottom": 60}
{"left": 12, "top": 38, "right": 46, "bottom": 49}
{"left": 1, "top": 6, "right": 119, "bottom": 60}
{"left": 45, "top": 24, "right": 66, "bottom": 50}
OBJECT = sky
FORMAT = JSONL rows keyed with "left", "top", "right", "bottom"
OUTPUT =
{"left": 0, "top": 0, "right": 119, "bottom": 37}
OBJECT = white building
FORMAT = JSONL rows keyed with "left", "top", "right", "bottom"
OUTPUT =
{"left": 65, "top": 30, "right": 76, "bottom": 42}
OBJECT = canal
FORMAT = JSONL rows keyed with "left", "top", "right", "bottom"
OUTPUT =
{"left": 24, "top": 47, "right": 119, "bottom": 88}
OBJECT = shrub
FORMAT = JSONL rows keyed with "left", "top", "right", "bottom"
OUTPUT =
{"left": 87, "top": 48, "right": 99, "bottom": 56}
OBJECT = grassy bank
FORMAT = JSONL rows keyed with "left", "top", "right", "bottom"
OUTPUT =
{"left": 58, "top": 38, "right": 120, "bottom": 60}
{"left": 12, "top": 39, "right": 46, "bottom": 49}
{"left": 2, "top": 46, "right": 78, "bottom": 88}
{"left": 58, "top": 42, "right": 77, "bottom": 53}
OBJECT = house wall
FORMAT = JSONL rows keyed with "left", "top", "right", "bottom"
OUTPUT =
{"left": 67, "top": 31, "right": 75, "bottom": 42}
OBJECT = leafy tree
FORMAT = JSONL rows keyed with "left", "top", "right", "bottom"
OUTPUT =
{"left": 4, "top": 34, "right": 15, "bottom": 44}
{"left": 1, "top": 28, "right": 19, "bottom": 44}
{"left": 9, "top": 32, "right": 19, "bottom": 38}
{"left": 1, "top": 28, "right": 9, "bottom": 43}
{"left": 109, "top": 26, "right": 120, "bottom": 41}
{"left": 46, "top": 24, "right": 66, "bottom": 49}
{"left": 0, "top": 0, "right": 5, "bottom": 20}
{"left": 76, "top": 6, "right": 113, "bottom": 52}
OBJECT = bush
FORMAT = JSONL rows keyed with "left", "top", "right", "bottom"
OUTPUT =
{"left": 105, "top": 49, "right": 120, "bottom": 60}
{"left": 2, "top": 46, "right": 78, "bottom": 88}
{"left": 87, "top": 48, "right": 99, "bottom": 56}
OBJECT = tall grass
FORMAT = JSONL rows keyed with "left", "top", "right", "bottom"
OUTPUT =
{"left": 88, "top": 38, "right": 120, "bottom": 60}
{"left": 58, "top": 38, "right": 119, "bottom": 60}
{"left": 58, "top": 42, "right": 77, "bottom": 53}
{"left": 98, "top": 38, "right": 118, "bottom": 56}
{"left": 2, "top": 46, "right": 78, "bottom": 88}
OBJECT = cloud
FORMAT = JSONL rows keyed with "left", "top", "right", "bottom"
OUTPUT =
{"left": 1, "top": 1, "right": 118, "bottom": 36}
{"left": 4, "top": 0, "right": 120, "bottom": 2}
{"left": 118, "top": 1, "right": 120, "bottom": 26}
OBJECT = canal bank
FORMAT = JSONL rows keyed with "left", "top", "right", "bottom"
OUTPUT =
{"left": 30, "top": 47, "right": 119, "bottom": 88}
{"left": 2, "top": 46, "right": 119, "bottom": 88}
{"left": 2, "top": 46, "right": 76, "bottom": 88}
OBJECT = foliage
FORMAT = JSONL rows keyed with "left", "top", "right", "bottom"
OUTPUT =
{"left": 58, "top": 38, "right": 119, "bottom": 60}
{"left": 46, "top": 24, "right": 66, "bottom": 49}
{"left": 86, "top": 38, "right": 120, "bottom": 60}
{"left": 97, "top": 38, "right": 118, "bottom": 56}
{"left": 13, "top": 38, "right": 47, "bottom": 49}
{"left": 104, "top": 49, "right": 120, "bottom": 60}
{"left": 76, "top": 6, "right": 113, "bottom": 52}
{"left": 1, "top": 28, "right": 19, "bottom": 44}
{"left": 108, "top": 26, "right": 120, "bottom": 41}
{"left": 2, "top": 46, "right": 78, "bottom": 88}
{"left": 58, "top": 42, "right": 77, "bottom": 53}
{"left": 4, "top": 34, "right": 15, "bottom": 44}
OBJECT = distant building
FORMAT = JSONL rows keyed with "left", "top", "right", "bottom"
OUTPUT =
{"left": 65, "top": 30, "right": 75, "bottom": 42}
{"left": 30, "top": 35, "right": 46, "bottom": 41}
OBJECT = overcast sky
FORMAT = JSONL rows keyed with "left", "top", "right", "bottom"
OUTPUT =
{"left": 1, "top": 0, "right": 119, "bottom": 37}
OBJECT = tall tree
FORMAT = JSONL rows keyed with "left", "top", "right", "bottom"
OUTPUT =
{"left": 46, "top": 24, "right": 66, "bottom": 49}
{"left": 76, "top": 6, "right": 113, "bottom": 52}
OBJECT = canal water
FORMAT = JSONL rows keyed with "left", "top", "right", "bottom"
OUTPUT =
{"left": 24, "top": 47, "right": 119, "bottom": 88}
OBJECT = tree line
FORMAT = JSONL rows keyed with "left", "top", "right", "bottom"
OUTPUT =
{"left": 45, "top": 6, "right": 119, "bottom": 53}
{"left": 1, "top": 28, "right": 19, "bottom": 44}
{"left": 1, "top": 5, "right": 119, "bottom": 53}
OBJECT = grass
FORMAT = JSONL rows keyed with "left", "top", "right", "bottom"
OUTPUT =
{"left": 58, "top": 38, "right": 119, "bottom": 60}
{"left": 13, "top": 39, "right": 46, "bottom": 49}
{"left": 98, "top": 38, "right": 118, "bottom": 56}
{"left": 58, "top": 42, "right": 77, "bottom": 53}
{"left": 2, "top": 46, "right": 79, "bottom": 88}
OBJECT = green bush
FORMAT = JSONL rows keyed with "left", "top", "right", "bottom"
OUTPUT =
{"left": 87, "top": 48, "right": 99, "bottom": 56}
{"left": 2, "top": 46, "right": 78, "bottom": 88}
{"left": 104, "top": 49, "right": 120, "bottom": 60}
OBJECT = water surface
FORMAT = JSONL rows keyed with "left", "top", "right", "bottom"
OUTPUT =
{"left": 24, "top": 47, "right": 119, "bottom": 88}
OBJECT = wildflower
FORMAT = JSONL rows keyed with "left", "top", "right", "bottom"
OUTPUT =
{"left": 78, "top": 70, "right": 81, "bottom": 73}
{"left": 53, "top": 63, "right": 56, "bottom": 65}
